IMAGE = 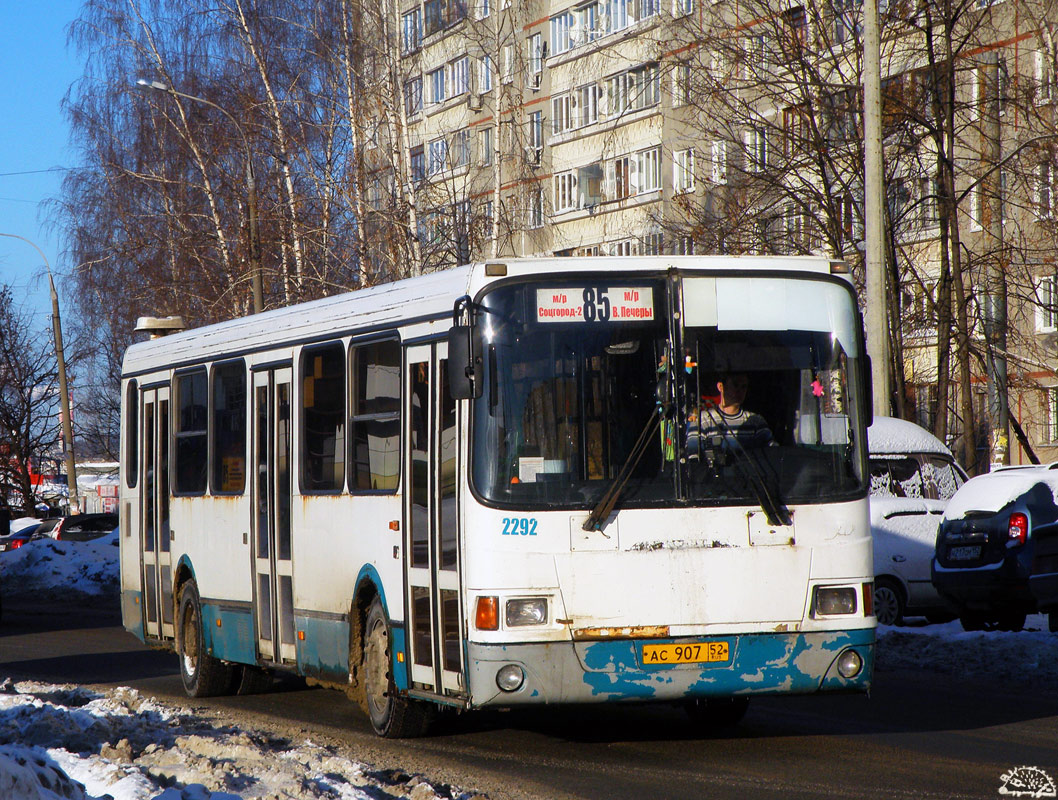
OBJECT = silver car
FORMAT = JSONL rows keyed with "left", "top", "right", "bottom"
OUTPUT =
{"left": 868, "top": 416, "right": 967, "bottom": 625}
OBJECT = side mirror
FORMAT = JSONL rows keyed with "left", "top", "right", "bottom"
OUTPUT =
{"left": 448, "top": 324, "right": 483, "bottom": 399}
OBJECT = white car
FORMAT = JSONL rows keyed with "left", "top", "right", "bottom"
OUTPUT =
{"left": 868, "top": 416, "right": 968, "bottom": 625}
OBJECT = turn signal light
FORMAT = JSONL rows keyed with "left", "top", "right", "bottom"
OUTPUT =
{"left": 862, "top": 582, "right": 874, "bottom": 618}
{"left": 475, "top": 596, "right": 499, "bottom": 631}
{"left": 1008, "top": 512, "right": 1028, "bottom": 545}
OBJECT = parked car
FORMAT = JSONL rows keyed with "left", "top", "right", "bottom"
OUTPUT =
{"left": 867, "top": 416, "right": 967, "bottom": 625}
{"left": 932, "top": 463, "right": 1058, "bottom": 631}
{"left": 35, "top": 513, "right": 118, "bottom": 542}
{"left": 0, "top": 523, "right": 42, "bottom": 552}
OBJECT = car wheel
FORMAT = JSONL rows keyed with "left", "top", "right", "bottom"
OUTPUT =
{"left": 959, "top": 613, "right": 986, "bottom": 632}
{"left": 873, "top": 579, "right": 904, "bottom": 626}
{"left": 177, "top": 581, "right": 236, "bottom": 698}
{"left": 362, "top": 596, "right": 431, "bottom": 738}
{"left": 685, "top": 697, "right": 750, "bottom": 728}
{"left": 1050, "top": 613, "right": 1058, "bottom": 633}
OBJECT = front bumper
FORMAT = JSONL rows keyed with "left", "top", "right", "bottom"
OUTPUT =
{"left": 465, "top": 628, "right": 874, "bottom": 708}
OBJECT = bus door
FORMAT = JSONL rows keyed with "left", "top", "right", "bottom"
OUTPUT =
{"left": 251, "top": 366, "right": 296, "bottom": 664}
{"left": 404, "top": 342, "right": 465, "bottom": 697}
{"left": 140, "top": 384, "right": 174, "bottom": 639}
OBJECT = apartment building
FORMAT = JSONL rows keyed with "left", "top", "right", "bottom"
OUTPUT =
{"left": 366, "top": 0, "right": 1058, "bottom": 468}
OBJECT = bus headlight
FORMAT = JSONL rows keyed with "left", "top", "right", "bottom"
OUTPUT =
{"left": 505, "top": 598, "right": 548, "bottom": 627}
{"left": 496, "top": 664, "right": 525, "bottom": 692}
{"left": 812, "top": 586, "right": 857, "bottom": 617}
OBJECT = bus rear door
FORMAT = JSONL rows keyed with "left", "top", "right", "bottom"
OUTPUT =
{"left": 140, "top": 384, "right": 174, "bottom": 639}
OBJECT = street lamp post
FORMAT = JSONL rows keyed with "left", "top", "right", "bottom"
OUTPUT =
{"left": 135, "top": 79, "right": 263, "bottom": 314}
{"left": 0, "top": 233, "right": 79, "bottom": 514}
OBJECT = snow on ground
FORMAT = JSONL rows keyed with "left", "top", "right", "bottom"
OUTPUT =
{"left": 2, "top": 532, "right": 1058, "bottom": 798}
{"left": 0, "top": 679, "right": 481, "bottom": 800}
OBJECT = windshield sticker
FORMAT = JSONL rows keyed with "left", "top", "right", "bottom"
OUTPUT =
{"left": 536, "top": 287, "right": 655, "bottom": 323}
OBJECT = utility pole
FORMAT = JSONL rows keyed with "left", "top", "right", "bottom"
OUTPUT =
{"left": 0, "top": 233, "right": 79, "bottom": 513}
{"left": 863, "top": 0, "right": 890, "bottom": 416}
{"left": 982, "top": 52, "right": 1009, "bottom": 466}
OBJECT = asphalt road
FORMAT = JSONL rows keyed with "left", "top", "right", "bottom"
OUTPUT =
{"left": 2, "top": 596, "right": 1056, "bottom": 800}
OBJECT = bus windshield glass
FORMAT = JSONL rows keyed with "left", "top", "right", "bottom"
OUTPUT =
{"left": 471, "top": 276, "right": 867, "bottom": 510}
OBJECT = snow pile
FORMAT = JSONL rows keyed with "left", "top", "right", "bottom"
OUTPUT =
{"left": 0, "top": 531, "right": 119, "bottom": 603}
{"left": 876, "top": 615, "right": 1058, "bottom": 686}
{"left": 0, "top": 680, "right": 481, "bottom": 800}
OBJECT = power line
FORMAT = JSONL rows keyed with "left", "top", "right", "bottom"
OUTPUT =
{"left": 0, "top": 167, "right": 70, "bottom": 177}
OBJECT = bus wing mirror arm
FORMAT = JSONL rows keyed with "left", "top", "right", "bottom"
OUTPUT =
{"left": 449, "top": 297, "right": 483, "bottom": 400}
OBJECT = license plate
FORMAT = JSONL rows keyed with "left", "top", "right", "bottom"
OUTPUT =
{"left": 949, "top": 545, "right": 982, "bottom": 561}
{"left": 641, "top": 641, "right": 730, "bottom": 666}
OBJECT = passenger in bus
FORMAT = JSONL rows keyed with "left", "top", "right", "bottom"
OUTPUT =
{"left": 686, "top": 372, "right": 773, "bottom": 463}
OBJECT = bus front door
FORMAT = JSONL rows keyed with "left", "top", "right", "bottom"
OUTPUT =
{"left": 140, "top": 385, "right": 174, "bottom": 640}
{"left": 251, "top": 366, "right": 296, "bottom": 665}
{"left": 404, "top": 342, "right": 465, "bottom": 698}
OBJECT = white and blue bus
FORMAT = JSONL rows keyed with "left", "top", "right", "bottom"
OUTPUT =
{"left": 119, "top": 256, "right": 876, "bottom": 737}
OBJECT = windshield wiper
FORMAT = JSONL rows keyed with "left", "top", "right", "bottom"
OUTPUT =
{"left": 582, "top": 404, "right": 662, "bottom": 533}
{"left": 710, "top": 415, "right": 792, "bottom": 528}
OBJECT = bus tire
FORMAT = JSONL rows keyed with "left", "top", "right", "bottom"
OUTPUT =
{"left": 233, "top": 664, "right": 274, "bottom": 695}
{"left": 177, "top": 581, "right": 236, "bottom": 698}
{"left": 684, "top": 696, "right": 750, "bottom": 728}
{"left": 362, "top": 596, "right": 431, "bottom": 738}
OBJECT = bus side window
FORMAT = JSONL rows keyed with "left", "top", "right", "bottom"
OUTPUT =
{"left": 301, "top": 342, "right": 346, "bottom": 493}
{"left": 125, "top": 379, "right": 138, "bottom": 488}
{"left": 349, "top": 338, "right": 401, "bottom": 493}
{"left": 211, "top": 360, "right": 246, "bottom": 495}
{"left": 174, "top": 369, "right": 208, "bottom": 494}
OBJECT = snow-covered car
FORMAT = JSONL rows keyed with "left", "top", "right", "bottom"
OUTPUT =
{"left": 0, "top": 523, "right": 42, "bottom": 552}
{"left": 932, "top": 463, "right": 1058, "bottom": 631}
{"left": 868, "top": 416, "right": 967, "bottom": 625}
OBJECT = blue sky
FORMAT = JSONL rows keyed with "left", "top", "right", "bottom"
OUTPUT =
{"left": 0, "top": 0, "right": 86, "bottom": 324}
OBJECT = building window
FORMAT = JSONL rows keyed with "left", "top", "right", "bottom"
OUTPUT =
{"left": 551, "top": 10, "right": 574, "bottom": 55}
{"left": 428, "top": 138, "right": 448, "bottom": 175}
{"left": 674, "top": 235, "right": 694, "bottom": 255}
{"left": 502, "top": 44, "right": 515, "bottom": 84}
{"left": 674, "top": 0, "right": 693, "bottom": 16}
{"left": 301, "top": 343, "right": 346, "bottom": 493}
{"left": 427, "top": 66, "right": 446, "bottom": 105}
{"left": 1036, "top": 47, "right": 1056, "bottom": 104}
{"left": 607, "top": 63, "right": 660, "bottom": 115}
{"left": 350, "top": 339, "right": 401, "bottom": 492}
{"left": 554, "top": 171, "right": 578, "bottom": 212}
{"left": 528, "top": 188, "right": 544, "bottom": 228}
{"left": 1037, "top": 274, "right": 1058, "bottom": 332}
{"left": 211, "top": 361, "right": 246, "bottom": 495}
{"left": 402, "top": 8, "right": 422, "bottom": 53}
{"left": 476, "top": 0, "right": 490, "bottom": 18}
{"left": 1037, "top": 162, "right": 1055, "bottom": 218}
{"left": 479, "top": 126, "right": 493, "bottom": 166}
{"left": 578, "top": 163, "right": 604, "bottom": 207}
{"left": 451, "top": 56, "right": 470, "bottom": 96}
{"left": 452, "top": 129, "right": 471, "bottom": 168}
{"left": 575, "top": 84, "right": 599, "bottom": 127}
{"left": 479, "top": 55, "right": 493, "bottom": 93}
{"left": 552, "top": 93, "right": 572, "bottom": 134}
{"left": 674, "top": 148, "right": 695, "bottom": 193}
{"left": 639, "top": 0, "right": 660, "bottom": 19}
{"left": 528, "top": 111, "right": 543, "bottom": 161}
{"left": 1045, "top": 387, "right": 1058, "bottom": 444}
{"left": 745, "top": 127, "right": 769, "bottom": 172}
{"left": 528, "top": 33, "right": 543, "bottom": 86}
{"left": 410, "top": 146, "right": 425, "bottom": 184}
{"left": 673, "top": 61, "right": 691, "bottom": 107}
{"left": 174, "top": 368, "right": 208, "bottom": 495}
{"left": 710, "top": 140, "right": 727, "bottom": 184}
{"left": 404, "top": 76, "right": 423, "bottom": 117}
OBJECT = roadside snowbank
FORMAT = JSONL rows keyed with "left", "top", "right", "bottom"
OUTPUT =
{"left": 1, "top": 531, "right": 118, "bottom": 604}
{"left": 0, "top": 679, "right": 479, "bottom": 800}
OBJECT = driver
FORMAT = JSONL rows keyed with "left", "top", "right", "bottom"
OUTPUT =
{"left": 687, "top": 372, "right": 773, "bottom": 462}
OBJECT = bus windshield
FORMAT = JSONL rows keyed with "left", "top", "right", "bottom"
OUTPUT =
{"left": 471, "top": 275, "right": 868, "bottom": 510}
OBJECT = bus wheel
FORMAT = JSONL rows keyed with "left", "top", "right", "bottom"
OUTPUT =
{"left": 233, "top": 664, "right": 274, "bottom": 695}
{"left": 684, "top": 697, "right": 750, "bottom": 728}
{"left": 363, "top": 596, "right": 431, "bottom": 738}
{"left": 177, "top": 581, "right": 236, "bottom": 697}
